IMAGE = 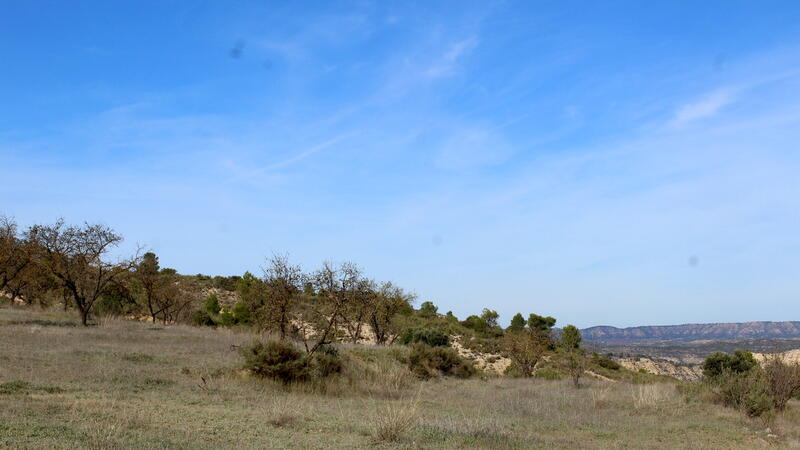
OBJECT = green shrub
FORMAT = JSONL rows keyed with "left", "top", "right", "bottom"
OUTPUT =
{"left": 591, "top": 353, "right": 621, "bottom": 371}
{"left": 398, "top": 327, "right": 449, "bottom": 347}
{"left": 534, "top": 366, "right": 564, "bottom": 380}
{"left": 204, "top": 294, "right": 221, "bottom": 314}
{"left": 217, "top": 310, "right": 236, "bottom": 327}
{"left": 407, "top": 343, "right": 475, "bottom": 379}
{"left": 712, "top": 370, "right": 775, "bottom": 417}
{"left": 461, "top": 315, "right": 487, "bottom": 333}
{"left": 702, "top": 350, "right": 757, "bottom": 379}
{"left": 232, "top": 301, "right": 251, "bottom": 324}
{"left": 311, "top": 345, "right": 343, "bottom": 378}
{"left": 241, "top": 340, "right": 310, "bottom": 384}
{"left": 191, "top": 309, "right": 215, "bottom": 326}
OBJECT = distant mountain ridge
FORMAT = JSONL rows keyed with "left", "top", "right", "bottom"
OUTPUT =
{"left": 582, "top": 321, "right": 800, "bottom": 343}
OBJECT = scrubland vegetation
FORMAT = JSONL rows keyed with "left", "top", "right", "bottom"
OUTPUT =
{"left": 3, "top": 307, "right": 800, "bottom": 449}
{"left": 2, "top": 216, "right": 800, "bottom": 448}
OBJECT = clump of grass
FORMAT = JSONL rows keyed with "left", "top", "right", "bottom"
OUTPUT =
{"left": 370, "top": 394, "right": 419, "bottom": 443}
{"left": 266, "top": 396, "right": 303, "bottom": 428}
{"left": 591, "top": 386, "right": 612, "bottom": 408}
{"left": 633, "top": 383, "right": 673, "bottom": 409}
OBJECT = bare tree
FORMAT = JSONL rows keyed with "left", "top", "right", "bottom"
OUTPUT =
{"left": 158, "top": 276, "right": 195, "bottom": 324}
{"left": 369, "top": 281, "right": 415, "bottom": 345}
{"left": 0, "top": 216, "right": 31, "bottom": 296}
{"left": 25, "top": 219, "right": 139, "bottom": 326}
{"left": 503, "top": 329, "right": 552, "bottom": 377}
{"left": 300, "top": 261, "right": 358, "bottom": 355}
{"left": 260, "top": 254, "right": 303, "bottom": 339}
{"left": 338, "top": 265, "right": 376, "bottom": 343}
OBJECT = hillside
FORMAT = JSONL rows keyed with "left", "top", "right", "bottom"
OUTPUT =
{"left": 583, "top": 321, "right": 800, "bottom": 344}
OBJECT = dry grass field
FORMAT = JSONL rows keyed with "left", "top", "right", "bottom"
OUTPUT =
{"left": 1, "top": 306, "right": 799, "bottom": 449}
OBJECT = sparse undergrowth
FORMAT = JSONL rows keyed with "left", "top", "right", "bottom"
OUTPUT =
{"left": 1, "top": 306, "right": 798, "bottom": 449}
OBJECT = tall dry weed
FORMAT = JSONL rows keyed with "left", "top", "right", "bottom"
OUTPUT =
{"left": 369, "top": 389, "right": 420, "bottom": 443}
{"left": 633, "top": 383, "right": 673, "bottom": 409}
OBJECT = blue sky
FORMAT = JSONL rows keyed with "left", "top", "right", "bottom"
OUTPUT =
{"left": 2, "top": 1, "right": 800, "bottom": 327}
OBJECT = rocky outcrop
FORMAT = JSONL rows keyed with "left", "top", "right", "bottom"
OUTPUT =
{"left": 450, "top": 337, "right": 511, "bottom": 374}
{"left": 615, "top": 357, "right": 703, "bottom": 381}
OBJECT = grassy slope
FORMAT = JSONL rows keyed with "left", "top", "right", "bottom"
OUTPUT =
{"left": 1, "top": 307, "right": 798, "bottom": 449}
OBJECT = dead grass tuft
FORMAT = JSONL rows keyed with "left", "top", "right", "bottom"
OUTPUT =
{"left": 370, "top": 391, "right": 420, "bottom": 443}
{"left": 633, "top": 383, "right": 675, "bottom": 409}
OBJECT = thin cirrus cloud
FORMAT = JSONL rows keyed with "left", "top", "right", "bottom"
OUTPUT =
{"left": 670, "top": 88, "right": 738, "bottom": 127}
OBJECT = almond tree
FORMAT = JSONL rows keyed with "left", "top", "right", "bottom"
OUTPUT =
{"left": 0, "top": 216, "right": 31, "bottom": 296}
{"left": 261, "top": 254, "right": 303, "bottom": 339}
{"left": 301, "top": 261, "right": 358, "bottom": 355}
{"left": 369, "top": 281, "right": 415, "bottom": 345}
{"left": 25, "top": 219, "right": 139, "bottom": 326}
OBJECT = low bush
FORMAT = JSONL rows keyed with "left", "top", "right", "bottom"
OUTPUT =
{"left": 407, "top": 343, "right": 475, "bottom": 379}
{"left": 762, "top": 356, "right": 800, "bottom": 410}
{"left": 398, "top": 328, "right": 449, "bottom": 347}
{"left": 592, "top": 353, "right": 621, "bottom": 371}
{"left": 241, "top": 340, "right": 347, "bottom": 385}
{"left": 191, "top": 309, "right": 215, "bottom": 327}
{"left": 533, "top": 365, "right": 564, "bottom": 380}
{"left": 241, "top": 340, "right": 310, "bottom": 384}
{"left": 711, "top": 370, "right": 774, "bottom": 418}
{"left": 311, "top": 345, "right": 343, "bottom": 378}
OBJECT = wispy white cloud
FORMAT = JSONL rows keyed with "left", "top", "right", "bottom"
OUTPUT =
{"left": 670, "top": 88, "right": 737, "bottom": 127}
{"left": 225, "top": 133, "right": 355, "bottom": 183}
{"left": 423, "top": 36, "right": 478, "bottom": 79}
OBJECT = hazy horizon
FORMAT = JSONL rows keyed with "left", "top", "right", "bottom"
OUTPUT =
{"left": 2, "top": 1, "right": 800, "bottom": 328}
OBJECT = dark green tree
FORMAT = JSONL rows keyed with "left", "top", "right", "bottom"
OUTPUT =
{"left": 481, "top": 308, "right": 500, "bottom": 329}
{"left": 558, "top": 325, "right": 585, "bottom": 387}
{"left": 419, "top": 301, "right": 438, "bottom": 317}
{"left": 508, "top": 313, "right": 526, "bottom": 332}
{"left": 558, "top": 325, "right": 582, "bottom": 350}
{"left": 702, "top": 350, "right": 758, "bottom": 379}
{"left": 528, "top": 313, "right": 556, "bottom": 331}
{"left": 461, "top": 315, "right": 487, "bottom": 333}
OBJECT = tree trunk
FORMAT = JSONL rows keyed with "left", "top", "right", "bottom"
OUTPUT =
{"left": 80, "top": 308, "right": 90, "bottom": 326}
